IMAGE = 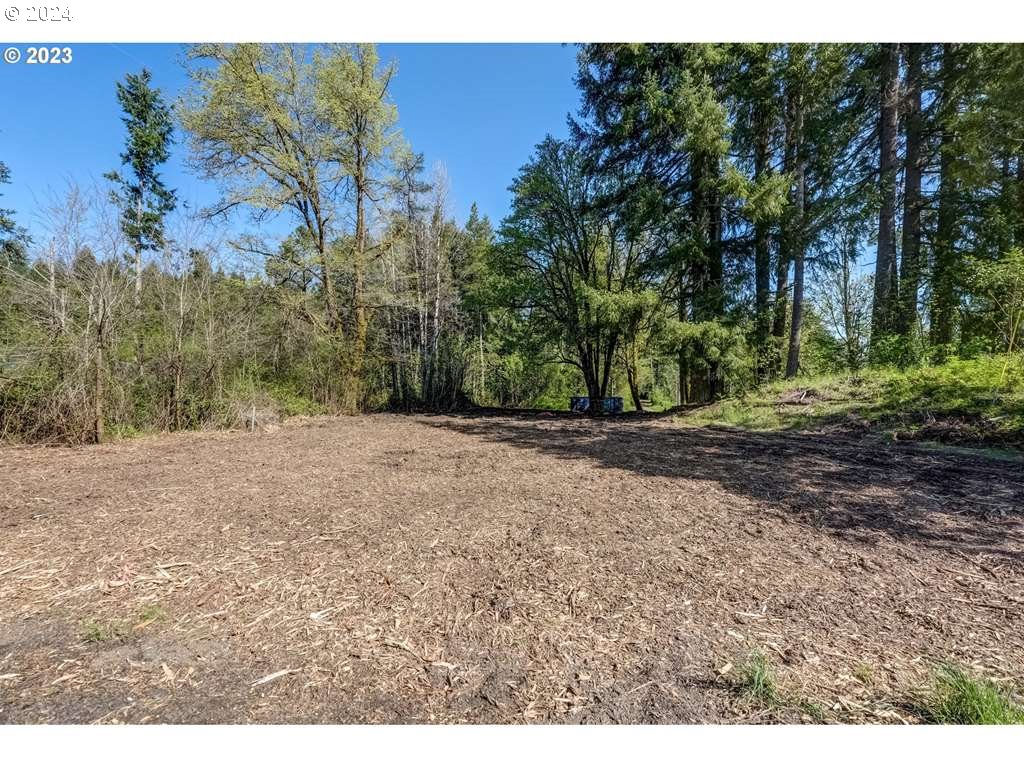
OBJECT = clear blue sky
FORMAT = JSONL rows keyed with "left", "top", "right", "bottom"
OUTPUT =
{"left": 1, "top": 43, "right": 581, "bottom": 243}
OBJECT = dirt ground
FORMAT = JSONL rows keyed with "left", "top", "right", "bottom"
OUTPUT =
{"left": 2, "top": 414, "right": 1023, "bottom": 723}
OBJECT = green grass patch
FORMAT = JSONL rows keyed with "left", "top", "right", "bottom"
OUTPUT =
{"left": 921, "top": 665, "right": 1024, "bottom": 724}
{"left": 737, "top": 649, "right": 778, "bottom": 706}
{"left": 80, "top": 606, "right": 166, "bottom": 643}
{"left": 80, "top": 618, "right": 128, "bottom": 644}
{"left": 137, "top": 604, "right": 167, "bottom": 625}
{"left": 677, "top": 355, "right": 1024, "bottom": 454}
{"left": 730, "top": 649, "right": 829, "bottom": 721}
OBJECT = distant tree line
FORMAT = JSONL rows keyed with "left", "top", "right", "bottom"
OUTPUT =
{"left": 2, "top": 43, "right": 1023, "bottom": 441}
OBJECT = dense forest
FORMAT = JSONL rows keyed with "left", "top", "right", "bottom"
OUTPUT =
{"left": 2, "top": 43, "right": 1023, "bottom": 442}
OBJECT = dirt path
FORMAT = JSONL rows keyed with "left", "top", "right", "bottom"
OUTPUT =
{"left": 1, "top": 415, "right": 1022, "bottom": 723}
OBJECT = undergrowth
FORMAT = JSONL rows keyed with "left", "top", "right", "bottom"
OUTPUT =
{"left": 678, "top": 354, "right": 1024, "bottom": 454}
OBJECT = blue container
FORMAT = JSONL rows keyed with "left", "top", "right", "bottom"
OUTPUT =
{"left": 570, "top": 396, "right": 623, "bottom": 414}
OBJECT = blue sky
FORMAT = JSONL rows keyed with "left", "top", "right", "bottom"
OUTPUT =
{"left": 1, "top": 43, "right": 581, "bottom": 243}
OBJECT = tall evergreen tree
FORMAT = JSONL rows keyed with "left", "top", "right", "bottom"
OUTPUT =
{"left": 105, "top": 68, "right": 177, "bottom": 365}
{"left": 870, "top": 44, "right": 901, "bottom": 344}
{"left": 896, "top": 43, "right": 926, "bottom": 340}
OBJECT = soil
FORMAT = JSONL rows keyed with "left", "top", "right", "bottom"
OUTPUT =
{"left": 2, "top": 414, "right": 1023, "bottom": 723}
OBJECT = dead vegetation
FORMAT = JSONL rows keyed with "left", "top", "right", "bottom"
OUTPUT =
{"left": 1, "top": 415, "right": 1023, "bottom": 723}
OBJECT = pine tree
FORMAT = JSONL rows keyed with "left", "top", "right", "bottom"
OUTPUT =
{"left": 105, "top": 69, "right": 177, "bottom": 367}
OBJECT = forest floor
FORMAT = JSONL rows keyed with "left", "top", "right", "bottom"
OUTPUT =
{"left": 2, "top": 413, "right": 1023, "bottom": 723}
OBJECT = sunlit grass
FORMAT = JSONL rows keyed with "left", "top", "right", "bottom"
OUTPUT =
{"left": 676, "top": 355, "right": 1024, "bottom": 453}
{"left": 921, "top": 665, "right": 1024, "bottom": 724}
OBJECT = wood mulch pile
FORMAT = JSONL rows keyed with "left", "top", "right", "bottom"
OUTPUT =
{"left": 1, "top": 414, "right": 1022, "bottom": 723}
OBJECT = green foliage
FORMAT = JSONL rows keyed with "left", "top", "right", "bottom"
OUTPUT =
{"left": 10, "top": 43, "right": 1024, "bottom": 439}
{"left": 967, "top": 249, "right": 1024, "bottom": 362}
{"left": 662, "top": 319, "right": 752, "bottom": 396}
{"left": 496, "top": 136, "right": 669, "bottom": 402}
{"left": 737, "top": 650, "right": 778, "bottom": 705}
{"left": 679, "top": 355, "right": 1024, "bottom": 452}
{"left": 922, "top": 665, "right": 1024, "bottom": 724}
{"left": 211, "top": 371, "right": 325, "bottom": 428}
{"left": 1, "top": 159, "right": 30, "bottom": 264}
{"left": 104, "top": 69, "right": 177, "bottom": 254}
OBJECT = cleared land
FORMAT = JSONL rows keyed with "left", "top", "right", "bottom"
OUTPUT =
{"left": 1, "top": 414, "right": 1023, "bottom": 723}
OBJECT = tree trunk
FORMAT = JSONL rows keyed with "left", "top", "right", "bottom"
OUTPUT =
{"left": 785, "top": 248, "right": 805, "bottom": 379}
{"left": 317, "top": 234, "right": 338, "bottom": 332}
{"left": 133, "top": 186, "right": 145, "bottom": 373}
{"left": 676, "top": 257, "right": 688, "bottom": 405}
{"left": 753, "top": 98, "right": 772, "bottom": 382}
{"left": 1016, "top": 155, "right": 1024, "bottom": 250}
{"left": 897, "top": 43, "right": 924, "bottom": 339}
{"left": 688, "top": 151, "right": 724, "bottom": 399}
{"left": 708, "top": 174, "right": 724, "bottom": 399}
{"left": 771, "top": 65, "right": 796, "bottom": 379}
{"left": 785, "top": 73, "right": 806, "bottom": 380}
{"left": 478, "top": 313, "right": 485, "bottom": 404}
{"left": 931, "top": 44, "right": 959, "bottom": 351}
{"left": 134, "top": 244, "right": 143, "bottom": 369}
{"left": 871, "top": 43, "right": 900, "bottom": 344}
{"left": 841, "top": 248, "right": 859, "bottom": 369}
{"left": 93, "top": 314, "right": 105, "bottom": 445}
{"left": 771, "top": 251, "right": 790, "bottom": 376}
{"left": 349, "top": 149, "right": 369, "bottom": 412}
{"left": 626, "top": 357, "right": 643, "bottom": 412}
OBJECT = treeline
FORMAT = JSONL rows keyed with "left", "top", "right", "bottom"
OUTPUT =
{"left": 2, "top": 43, "right": 1023, "bottom": 442}
{"left": 563, "top": 43, "right": 1024, "bottom": 402}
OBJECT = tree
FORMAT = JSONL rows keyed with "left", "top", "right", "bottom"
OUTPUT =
{"left": 317, "top": 44, "right": 401, "bottom": 408}
{"left": 105, "top": 69, "right": 177, "bottom": 367}
{"left": 812, "top": 229, "right": 872, "bottom": 370}
{"left": 496, "top": 137, "right": 665, "bottom": 408}
{"left": 1, "top": 159, "right": 30, "bottom": 271}
{"left": 457, "top": 202, "right": 496, "bottom": 404}
{"left": 869, "top": 44, "right": 901, "bottom": 346}
{"left": 4, "top": 184, "right": 131, "bottom": 443}
{"left": 730, "top": 45, "right": 784, "bottom": 381}
{"left": 896, "top": 43, "right": 926, "bottom": 339}
{"left": 969, "top": 249, "right": 1024, "bottom": 380}
{"left": 783, "top": 45, "right": 809, "bottom": 379}
{"left": 182, "top": 45, "right": 343, "bottom": 333}
{"left": 182, "top": 44, "right": 403, "bottom": 411}
{"left": 928, "top": 44, "right": 965, "bottom": 354}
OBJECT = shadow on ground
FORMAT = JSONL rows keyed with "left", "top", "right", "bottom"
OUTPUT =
{"left": 425, "top": 414, "right": 1024, "bottom": 562}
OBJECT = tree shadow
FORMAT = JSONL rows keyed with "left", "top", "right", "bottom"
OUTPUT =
{"left": 424, "top": 414, "right": 1024, "bottom": 562}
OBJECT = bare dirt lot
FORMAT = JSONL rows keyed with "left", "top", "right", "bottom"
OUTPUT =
{"left": 2, "top": 414, "right": 1023, "bottom": 723}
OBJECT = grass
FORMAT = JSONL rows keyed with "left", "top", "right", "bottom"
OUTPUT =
{"left": 737, "top": 649, "right": 778, "bottom": 706}
{"left": 136, "top": 604, "right": 167, "bottom": 625}
{"left": 853, "top": 663, "right": 875, "bottom": 686}
{"left": 677, "top": 355, "right": 1024, "bottom": 454}
{"left": 921, "top": 665, "right": 1024, "bottom": 724}
{"left": 80, "top": 618, "right": 127, "bottom": 644}
{"left": 731, "top": 649, "right": 828, "bottom": 721}
{"left": 80, "top": 605, "right": 166, "bottom": 643}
